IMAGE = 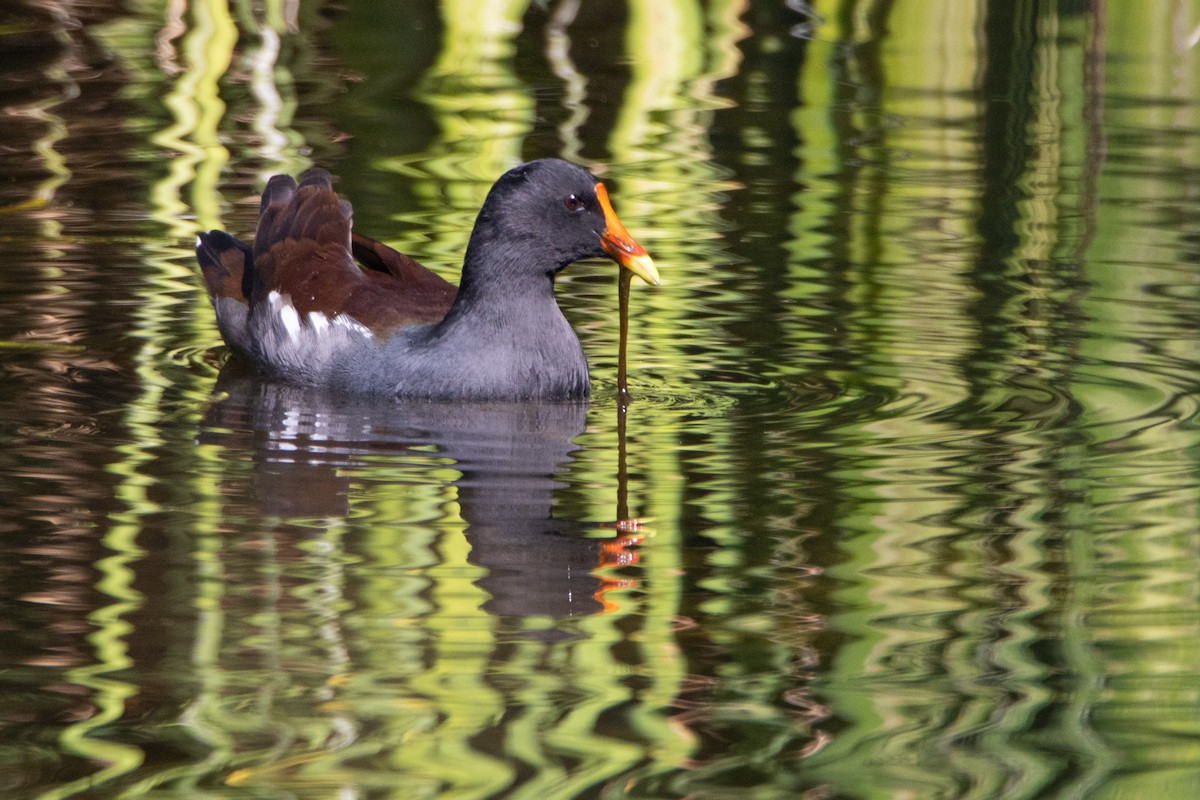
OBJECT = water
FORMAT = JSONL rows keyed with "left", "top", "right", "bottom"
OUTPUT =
{"left": 3, "top": 0, "right": 1200, "bottom": 797}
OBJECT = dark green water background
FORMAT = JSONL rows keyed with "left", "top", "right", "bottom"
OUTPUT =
{"left": 3, "top": 1, "right": 1200, "bottom": 798}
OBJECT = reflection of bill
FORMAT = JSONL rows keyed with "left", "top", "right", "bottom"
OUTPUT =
{"left": 201, "top": 371, "right": 643, "bottom": 625}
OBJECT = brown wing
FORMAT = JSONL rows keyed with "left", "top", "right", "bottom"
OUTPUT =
{"left": 243, "top": 169, "right": 457, "bottom": 331}
{"left": 352, "top": 231, "right": 457, "bottom": 314}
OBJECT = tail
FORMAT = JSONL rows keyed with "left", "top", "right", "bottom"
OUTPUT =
{"left": 196, "top": 230, "right": 254, "bottom": 303}
{"left": 254, "top": 169, "right": 352, "bottom": 261}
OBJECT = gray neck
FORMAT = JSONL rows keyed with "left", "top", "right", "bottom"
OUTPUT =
{"left": 441, "top": 246, "right": 557, "bottom": 330}
{"left": 387, "top": 253, "right": 589, "bottom": 400}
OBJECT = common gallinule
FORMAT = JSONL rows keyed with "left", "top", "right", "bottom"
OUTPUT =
{"left": 196, "top": 159, "right": 658, "bottom": 400}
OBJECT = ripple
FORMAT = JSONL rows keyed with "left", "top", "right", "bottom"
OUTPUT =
{"left": 15, "top": 418, "right": 104, "bottom": 439}
{"left": 591, "top": 370, "right": 883, "bottom": 424}
{"left": 165, "top": 343, "right": 222, "bottom": 372}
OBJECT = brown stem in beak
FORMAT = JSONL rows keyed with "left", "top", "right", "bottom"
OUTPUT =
{"left": 618, "top": 266, "right": 632, "bottom": 406}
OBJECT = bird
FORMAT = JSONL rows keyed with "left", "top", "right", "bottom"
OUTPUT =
{"left": 195, "top": 159, "right": 658, "bottom": 400}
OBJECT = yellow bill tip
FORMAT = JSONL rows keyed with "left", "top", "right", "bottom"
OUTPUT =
{"left": 595, "top": 182, "right": 660, "bottom": 287}
{"left": 623, "top": 252, "right": 660, "bottom": 286}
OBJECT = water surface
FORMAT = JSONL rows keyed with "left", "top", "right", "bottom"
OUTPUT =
{"left": 3, "top": 1, "right": 1200, "bottom": 798}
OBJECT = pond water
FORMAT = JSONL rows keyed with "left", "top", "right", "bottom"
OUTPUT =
{"left": 3, "top": 1, "right": 1200, "bottom": 798}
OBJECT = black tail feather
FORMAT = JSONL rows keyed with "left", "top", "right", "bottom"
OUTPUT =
{"left": 196, "top": 230, "right": 254, "bottom": 301}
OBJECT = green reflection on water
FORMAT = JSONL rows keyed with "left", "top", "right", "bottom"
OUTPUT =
{"left": 6, "top": 0, "right": 1200, "bottom": 798}
{"left": 40, "top": 521, "right": 145, "bottom": 800}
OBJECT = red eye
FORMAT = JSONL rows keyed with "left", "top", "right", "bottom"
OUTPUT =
{"left": 563, "top": 193, "right": 584, "bottom": 211}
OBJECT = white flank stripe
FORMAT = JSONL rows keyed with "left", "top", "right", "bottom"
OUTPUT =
{"left": 273, "top": 295, "right": 301, "bottom": 342}
{"left": 308, "top": 311, "right": 330, "bottom": 333}
{"left": 334, "top": 314, "right": 373, "bottom": 339}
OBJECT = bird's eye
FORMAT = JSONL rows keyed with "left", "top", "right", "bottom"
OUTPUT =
{"left": 563, "top": 193, "right": 584, "bottom": 212}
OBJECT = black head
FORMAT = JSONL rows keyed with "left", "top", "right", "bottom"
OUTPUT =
{"left": 463, "top": 159, "right": 657, "bottom": 285}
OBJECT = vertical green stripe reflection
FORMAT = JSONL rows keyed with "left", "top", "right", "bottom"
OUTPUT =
{"left": 38, "top": 523, "right": 145, "bottom": 800}
{"left": 151, "top": 0, "right": 237, "bottom": 236}
{"left": 38, "top": 1, "right": 246, "bottom": 795}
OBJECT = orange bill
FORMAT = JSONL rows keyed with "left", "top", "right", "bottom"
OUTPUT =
{"left": 596, "top": 182, "right": 660, "bottom": 285}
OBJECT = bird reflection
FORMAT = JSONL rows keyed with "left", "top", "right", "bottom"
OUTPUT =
{"left": 200, "top": 365, "right": 641, "bottom": 623}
